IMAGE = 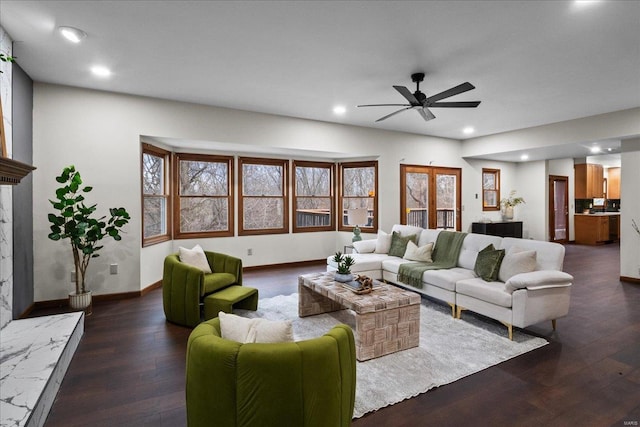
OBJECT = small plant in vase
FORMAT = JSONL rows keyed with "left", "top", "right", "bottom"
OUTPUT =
{"left": 48, "top": 165, "right": 131, "bottom": 314}
{"left": 332, "top": 252, "right": 355, "bottom": 283}
{"left": 500, "top": 190, "right": 525, "bottom": 220}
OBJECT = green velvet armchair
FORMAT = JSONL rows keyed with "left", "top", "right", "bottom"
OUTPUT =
{"left": 163, "top": 251, "right": 243, "bottom": 327}
{"left": 186, "top": 318, "right": 356, "bottom": 427}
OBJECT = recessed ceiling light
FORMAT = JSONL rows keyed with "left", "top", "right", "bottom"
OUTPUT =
{"left": 59, "top": 26, "right": 86, "bottom": 43}
{"left": 91, "top": 66, "right": 111, "bottom": 78}
{"left": 590, "top": 146, "right": 601, "bottom": 153}
{"left": 333, "top": 105, "right": 346, "bottom": 115}
{"left": 462, "top": 127, "right": 475, "bottom": 135}
{"left": 607, "top": 148, "right": 612, "bottom": 152}
{"left": 520, "top": 154, "right": 529, "bottom": 161}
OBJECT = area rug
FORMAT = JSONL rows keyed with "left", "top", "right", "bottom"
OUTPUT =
{"left": 237, "top": 293, "right": 547, "bottom": 418}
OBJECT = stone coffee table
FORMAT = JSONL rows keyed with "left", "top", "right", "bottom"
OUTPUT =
{"left": 298, "top": 272, "right": 421, "bottom": 361}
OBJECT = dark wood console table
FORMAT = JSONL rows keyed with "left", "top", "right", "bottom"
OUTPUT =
{"left": 471, "top": 221, "right": 523, "bottom": 238}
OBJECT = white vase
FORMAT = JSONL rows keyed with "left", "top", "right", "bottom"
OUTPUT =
{"left": 69, "top": 290, "right": 92, "bottom": 315}
{"left": 502, "top": 206, "right": 514, "bottom": 221}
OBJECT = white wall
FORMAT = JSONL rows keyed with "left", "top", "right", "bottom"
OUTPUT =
{"left": 33, "top": 83, "right": 482, "bottom": 300}
{"left": 620, "top": 137, "right": 640, "bottom": 280}
{"left": 514, "top": 161, "right": 547, "bottom": 240}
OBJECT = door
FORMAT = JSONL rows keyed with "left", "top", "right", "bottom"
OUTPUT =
{"left": 549, "top": 175, "right": 569, "bottom": 243}
{"left": 401, "top": 165, "right": 462, "bottom": 231}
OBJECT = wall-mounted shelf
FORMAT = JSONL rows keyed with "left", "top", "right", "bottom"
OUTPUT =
{"left": 0, "top": 157, "right": 36, "bottom": 185}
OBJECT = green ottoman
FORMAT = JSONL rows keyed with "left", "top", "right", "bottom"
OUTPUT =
{"left": 203, "top": 285, "right": 258, "bottom": 320}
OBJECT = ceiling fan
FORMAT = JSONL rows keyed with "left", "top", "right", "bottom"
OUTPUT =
{"left": 358, "top": 73, "right": 481, "bottom": 122}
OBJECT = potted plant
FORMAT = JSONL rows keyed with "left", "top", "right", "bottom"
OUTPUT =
{"left": 500, "top": 190, "right": 525, "bottom": 220}
{"left": 332, "top": 252, "right": 355, "bottom": 283}
{"left": 48, "top": 165, "right": 131, "bottom": 314}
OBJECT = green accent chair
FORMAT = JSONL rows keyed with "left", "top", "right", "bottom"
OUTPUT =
{"left": 186, "top": 318, "right": 356, "bottom": 427}
{"left": 163, "top": 251, "right": 245, "bottom": 327}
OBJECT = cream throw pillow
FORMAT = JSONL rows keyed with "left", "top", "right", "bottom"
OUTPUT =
{"left": 374, "top": 230, "right": 393, "bottom": 254}
{"left": 498, "top": 247, "right": 537, "bottom": 282}
{"left": 178, "top": 244, "right": 212, "bottom": 273}
{"left": 403, "top": 241, "right": 434, "bottom": 262}
{"left": 219, "top": 311, "right": 294, "bottom": 343}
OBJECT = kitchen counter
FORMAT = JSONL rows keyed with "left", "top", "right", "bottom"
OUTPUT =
{"left": 574, "top": 213, "right": 620, "bottom": 245}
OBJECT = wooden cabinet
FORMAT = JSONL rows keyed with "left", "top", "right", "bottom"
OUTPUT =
{"left": 606, "top": 167, "right": 620, "bottom": 199}
{"left": 575, "top": 164, "right": 604, "bottom": 198}
{"left": 574, "top": 214, "right": 619, "bottom": 245}
{"left": 472, "top": 221, "right": 523, "bottom": 238}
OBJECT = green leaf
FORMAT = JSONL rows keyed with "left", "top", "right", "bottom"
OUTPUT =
{"left": 53, "top": 202, "right": 65, "bottom": 210}
{"left": 62, "top": 208, "right": 74, "bottom": 218}
{"left": 83, "top": 186, "right": 93, "bottom": 192}
{"left": 112, "top": 234, "right": 122, "bottom": 241}
{"left": 56, "top": 175, "right": 66, "bottom": 183}
{"left": 48, "top": 233, "right": 61, "bottom": 240}
{"left": 56, "top": 188, "right": 68, "bottom": 199}
{"left": 75, "top": 195, "right": 85, "bottom": 203}
{"left": 69, "top": 182, "right": 79, "bottom": 193}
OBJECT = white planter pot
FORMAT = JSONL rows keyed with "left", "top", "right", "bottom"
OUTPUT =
{"left": 69, "top": 290, "right": 92, "bottom": 315}
{"left": 334, "top": 273, "right": 353, "bottom": 283}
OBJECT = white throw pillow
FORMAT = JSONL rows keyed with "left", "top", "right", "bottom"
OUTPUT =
{"left": 218, "top": 311, "right": 294, "bottom": 343}
{"left": 498, "top": 247, "right": 537, "bottom": 282}
{"left": 403, "top": 241, "right": 434, "bottom": 262}
{"left": 374, "top": 230, "right": 393, "bottom": 254}
{"left": 178, "top": 244, "right": 212, "bottom": 273}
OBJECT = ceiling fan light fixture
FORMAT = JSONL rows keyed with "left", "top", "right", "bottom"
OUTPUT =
{"left": 59, "top": 26, "right": 86, "bottom": 43}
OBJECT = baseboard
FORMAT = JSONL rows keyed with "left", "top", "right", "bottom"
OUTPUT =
{"left": 620, "top": 276, "right": 640, "bottom": 284}
{"left": 243, "top": 258, "right": 326, "bottom": 272}
{"left": 31, "top": 280, "right": 165, "bottom": 311}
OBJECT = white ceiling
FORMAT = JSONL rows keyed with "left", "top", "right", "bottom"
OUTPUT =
{"left": 1, "top": 1, "right": 639, "bottom": 160}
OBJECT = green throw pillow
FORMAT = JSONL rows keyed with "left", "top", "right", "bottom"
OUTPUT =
{"left": 388, "top": 232, "right": 418, "bottom": 258}
{"left": 474, "top": 244, "right": 506, "bottom": 281}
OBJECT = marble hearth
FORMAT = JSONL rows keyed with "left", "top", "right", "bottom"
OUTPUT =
{"left": 1, "top": 313, "right": 84, "bottom": 427}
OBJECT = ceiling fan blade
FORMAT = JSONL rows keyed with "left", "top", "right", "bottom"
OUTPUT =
{"left": 357, "top": 103, "right": 411, "bottom": 107}
{"left": 417, "top": 107, "right": 436, "bottom": 122}
{"left": 393, "top": 86, "right": 420, "bottom": 105}
{"left": 375, "top": 106, "right": 412, "bottom": 122}
{"left": 429, "top": 101, "right": 481, "bottom": 108}
{"left": 426, "top": 82, "right": 475, "bottom": 104}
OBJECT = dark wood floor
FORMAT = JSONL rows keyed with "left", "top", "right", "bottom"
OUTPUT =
{"left": 32, "top": 243, "right": 640, "bottom": 426}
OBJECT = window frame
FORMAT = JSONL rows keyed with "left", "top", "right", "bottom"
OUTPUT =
{"left": 141, "top": 143, "right": 172, "bottom": 247}
{"left": 173, "top": 152, "right": 234, "bottom": 239}
{"left": 337, "top": 161, "right": 378, "bottom": 233}
{"left": 482, "top": 168, "right": 501, "bottom": 211}
{"left": 292, "top": 160, "right": 335, "bottom": 233}
{"left": 238, "top": 157, "right": 289, "bottom": 236}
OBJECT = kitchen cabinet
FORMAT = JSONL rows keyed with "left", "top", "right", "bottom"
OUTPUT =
{"left": 607, "top": 167, "right": 620, "bottom": 199}
{"left": 574, "top": 214, "right": 619, "bottom": 245}
{"left": 575, "top": 164, "right": 604, "bottom": 199}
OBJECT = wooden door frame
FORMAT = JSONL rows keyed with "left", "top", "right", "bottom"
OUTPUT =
{"left": 549, "top": 175, "right": 569, "bottom": 243}
{"left": 400, "top": 164, "right": 462, "bottom": 231}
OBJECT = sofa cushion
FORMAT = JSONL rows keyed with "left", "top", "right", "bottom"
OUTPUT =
{"left": 403, "top": 241, "right": 434, "bottom": 262}
{"left": 498, "top": 247, "right": 537, "bottom": 282}
{"left": 388, "top": 231, "right": 418, "bottom": 257}
{"left": 391, "top": 224, "right": 424, "bottom": 238}
{"left": 179, "top": 244, "right": 212, "bottom": 273}
{"left": 474, "top": 244, "right": 505, "bottom": 281}
{"left": 418, "top": 229, "right": 441, "bottom": 247}
{"left": 374, "top": 230, "right": 393, "bottom": 253}
{"left": 219, "top": 311, "right": 294, "bottom": 343}
{"left": 353, "top": 239, "right": 376, "bottom": 254}
{"left": 457, "top": 234, "right": 503, "bottom": 270}
{"left": 456, "top": 278, "right": 513, "bottom": 308}
{"left": 327, "top": 253, "right": 391, "bottom": 273}
{"left": 500, "top": 237, "right": 564, "bottom": 271}
{"left": 422, "top": 267, "right": 475, "bottom": 292}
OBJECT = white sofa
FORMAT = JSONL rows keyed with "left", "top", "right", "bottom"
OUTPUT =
{"left": 327, "top": 224, "right": 573, "bottom": 339}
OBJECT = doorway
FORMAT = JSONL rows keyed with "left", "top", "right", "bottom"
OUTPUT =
{"left": 400, "top": 164, "right": 462, "bottom": 231}
{"left": 549, "top": 175, "right": 569, "bottom": 243}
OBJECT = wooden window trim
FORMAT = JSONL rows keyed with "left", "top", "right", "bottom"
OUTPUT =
{"left": 292, "top": 160, "right": 335, "bottom": 233}
{"left": 337, "top": 161, "right": 378, "bottom": 233}
{"left": 238, "top": 157, "right": 289, "bottom": 236}
{"left": 173, "top": 152, "right": 234, "bottom": 239}
{"left": 141, "top": 143, "right": 172, "bottom": 247}
{"left": 482, "top": 168, "right": 501, "bottom": 211}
